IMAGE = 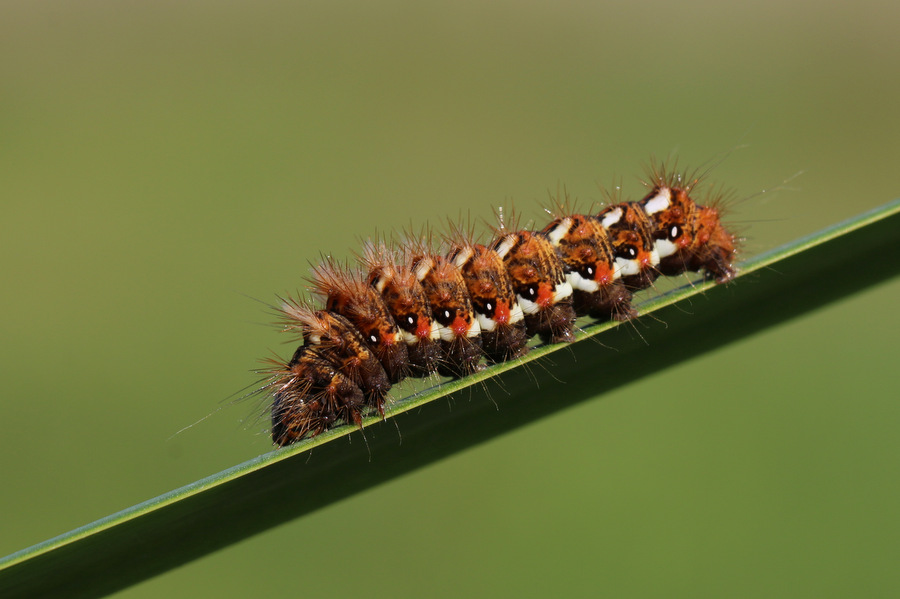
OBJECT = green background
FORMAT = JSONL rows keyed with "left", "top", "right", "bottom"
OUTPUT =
{"left": 2, "top": 1, "right": 898, "bottom": 597}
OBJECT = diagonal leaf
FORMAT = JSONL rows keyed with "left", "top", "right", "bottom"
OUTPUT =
{"left": 1, "top": 199, "right": 899, "bottom": 598}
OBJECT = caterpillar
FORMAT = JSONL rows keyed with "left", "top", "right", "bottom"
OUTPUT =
{"left": 258, "top": 161, "right": 738, "bottom": 447}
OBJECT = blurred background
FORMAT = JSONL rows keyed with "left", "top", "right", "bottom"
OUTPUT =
{"left": 2, "top": 1, "right": 898, "bottom": 597}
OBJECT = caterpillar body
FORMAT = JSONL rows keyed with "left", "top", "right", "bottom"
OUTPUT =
{"left": 259, "top": 163, "right": 737, "bottom": 447}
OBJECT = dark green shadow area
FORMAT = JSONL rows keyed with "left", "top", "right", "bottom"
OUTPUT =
{"left": 1, "top": 201, "right": 898, "bottom": 598}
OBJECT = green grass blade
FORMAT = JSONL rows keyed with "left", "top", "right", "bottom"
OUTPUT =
{"left": 2, "top": 199, "right": 898, "bottom": 598}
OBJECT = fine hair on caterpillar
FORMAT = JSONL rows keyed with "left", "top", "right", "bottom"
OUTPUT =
{"left": 254, "top": 161, "right": 740, "bottom": 447}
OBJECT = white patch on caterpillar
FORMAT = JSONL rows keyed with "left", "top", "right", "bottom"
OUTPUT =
{"left": 655, "top": 239, "right": 678, "bottom": 259}
{"left": 615, "top": 257, "right": 641, "bottom": 276}
{"left": 476, "top": 312, "right": 497, "bottom": 332}
{"left": 466, "top": 317, "right": 481, "bottom": 338}
{"left": 400, "top": 330, "right": 419, "bottom": 345}
{"left": 509, "top": 302, "right": 524, "bottom": 324}
{"left": 437, "top": 325, "right": 456, "bottom": 342}
{"left": 546, "top": 219, "right": 571, "bottom": 246}
{"left": 642, "top": 188, "right": 671, "bottom": 215}
{"left": 452, "top": 246, "right": 474, "bottom": 268}
{"left": 372, "top": 275, "right": 388, "bottom": 294}
{"left": 566, "top": 271, "right": 599, "bottom": 293}
{"left": 429, "top": 320, "right": 440, "bottom": 340}
{"left": 601, "top": 207, "right": 623, "bottom": 229}
{"left": 649, "top": 248, "right": 661, "bottom": 266}
{"left": 494, "top": 236, "right": 517, "bottom": 259}
{"left": 516, "top": 295, "right": 540, "bottom": 315}
{"left": 413, "top": 258, "right": 434, "bottom": 282}
{"left": 554, "top": 280, "right": 573, "bottom": 301}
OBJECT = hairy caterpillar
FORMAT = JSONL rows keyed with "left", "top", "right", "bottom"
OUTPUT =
{"left": 258, "top": 161, "right": 737, "bottom": 447}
